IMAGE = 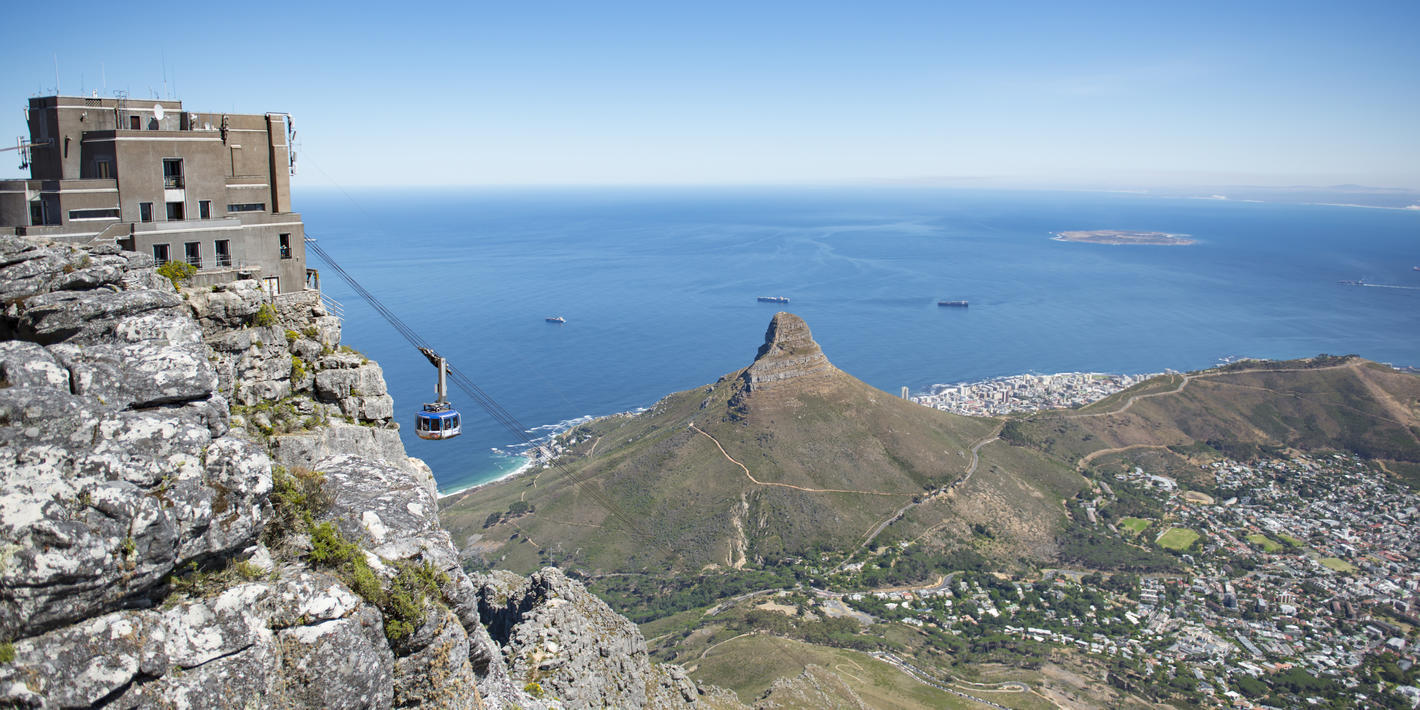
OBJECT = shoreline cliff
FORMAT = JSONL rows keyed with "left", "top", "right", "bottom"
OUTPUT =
{"left": 0, "top": 235, "right": 735, "bottom": 708}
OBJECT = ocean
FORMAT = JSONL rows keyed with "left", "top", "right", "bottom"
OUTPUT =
{"left": 293, "top": 187, "right": 1420, "bottom": 494}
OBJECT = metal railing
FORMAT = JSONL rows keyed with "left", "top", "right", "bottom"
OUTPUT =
{"left": 163, "top": 175, "right": 184, "bottom": 189}
{"left": 320, "top": 293, "right": 345, "bottom": 317}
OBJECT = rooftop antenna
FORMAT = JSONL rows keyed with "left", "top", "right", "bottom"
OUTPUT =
{"left": 53, "top": 53, "right": 59, "bottom": 95}
{"left": 101, "top": 62, "right": 106, "bottom": 94}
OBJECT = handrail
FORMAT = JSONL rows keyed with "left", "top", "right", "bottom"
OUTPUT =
{"left": 320, "top": 292, "right": 345, "bottom": 317}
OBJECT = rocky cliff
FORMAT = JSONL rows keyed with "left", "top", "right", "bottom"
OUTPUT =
{"left": 743, "top": 312, "right": 837, "bottom": 392}
{"left": 0, "top": 235, "right": 735, "bottom": 708}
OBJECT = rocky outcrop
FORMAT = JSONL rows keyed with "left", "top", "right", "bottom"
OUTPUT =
{"left": 754, "top": 665, "right": 867, "bottom": 709}
{"left": 0, "top": 234, "right": 724, "bottom": 708}
{"left": 472, "top": 568, "right": 717, "bottom": 708}
{"left": 743, "top": 312, "right": 836, "bottom": 392}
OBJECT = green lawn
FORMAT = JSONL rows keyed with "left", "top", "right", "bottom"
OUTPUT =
{"left": 1277, "top": 533, "right": 1304, "bottom": 548}
{"left": 1119, "top": 517, "right": 1150, "bottom": 536}
{"left": 1246, "top": 533, "right": 1283, "bottom": 553}
{"left": 1156, "top": 527, "right": 1199, "bottom": 551}
{"left": 1319, "top": 557, "right": 1357, "bottom": 573}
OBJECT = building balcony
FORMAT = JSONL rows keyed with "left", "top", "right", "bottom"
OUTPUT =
{"left": 163, "top": 176, "right": 185, "bottom": 189}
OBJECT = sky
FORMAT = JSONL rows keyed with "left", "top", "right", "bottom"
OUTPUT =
{"left": 3, "top": 1, "right": 1418, "bottom": 189}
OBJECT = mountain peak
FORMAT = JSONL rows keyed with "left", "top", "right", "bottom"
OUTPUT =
{"left": 744, "top": 312, "right": 836, "bottom": 391}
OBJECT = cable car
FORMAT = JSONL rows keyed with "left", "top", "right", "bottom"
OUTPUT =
{"left": 415, "top": 348, "right": 461, "bottom": 440}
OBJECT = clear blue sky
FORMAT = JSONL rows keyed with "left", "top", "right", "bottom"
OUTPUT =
{"left": 4, "top": 1, "right": 1418, "bottom": 189}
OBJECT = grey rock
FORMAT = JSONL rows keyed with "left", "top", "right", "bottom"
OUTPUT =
{"left": 393, "top": 603, "right": 479, "bottom": 709}
{"left": 0, "top": 384, "right": 268, "bottom": 640}
{"left": 474, "top": 568, "right": 710, "bottom": 709}
{"left": 18, "top": 288, "right": 184, "bottom": 345}
{"left": 0, "top": 341, "right": 69, "bottom": 390}
{"left": 0, "top": 571, "right": 396, "bottom": 709}
{"left": 271, "top": 423, "right": 425, "bottom": 479}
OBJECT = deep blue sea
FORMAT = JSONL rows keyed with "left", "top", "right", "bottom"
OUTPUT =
{"left": 292, "top": 187, "right": 1420, "bottom": 494}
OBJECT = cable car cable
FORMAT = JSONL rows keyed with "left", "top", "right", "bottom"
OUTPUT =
{"left": 304, "top": 237, "right": 663, "bottom": 550}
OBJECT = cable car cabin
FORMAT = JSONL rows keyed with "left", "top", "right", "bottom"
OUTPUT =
{"left": 415, "top": 404, "right": 461, "bottom": 440}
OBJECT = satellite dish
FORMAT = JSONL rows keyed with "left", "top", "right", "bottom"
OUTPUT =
{"left": 153, "top": 103, "right": 165, "bottom": 121}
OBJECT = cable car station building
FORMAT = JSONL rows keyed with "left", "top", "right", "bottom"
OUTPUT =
{"left": 0, "top": 95, "right": 309, "bottom": 295}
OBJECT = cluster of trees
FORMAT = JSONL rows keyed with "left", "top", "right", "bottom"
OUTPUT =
{"left": 1058, "top": 521, "right": 1179, "bottom": 572}
{"left": 589, "top": 566, "right": 798, "bottom": 623}
{"left": 482, "top": 500, "right": 534, "bottom": 528}
{"left": 732, "top": 612, "right": 876, "bottom": 651}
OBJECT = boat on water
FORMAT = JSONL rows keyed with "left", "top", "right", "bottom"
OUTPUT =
{"left": 757, "top": 296, "right": 790, "bottom": 303}
{"left": 937, "top": 300, "right": 969, "bottom": 307}
{"left": 1413, "top": 266, "right": 1419, "bottom": 272}
{"left": 1338, "top": 279, "right": 1366, "bottom": 286}
{"left": 545, "top": 316, "right": 566, "bottom": 323}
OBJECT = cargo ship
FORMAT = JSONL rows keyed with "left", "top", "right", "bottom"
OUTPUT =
{"left": 757, "top": 296, "right": 790, "bottom": 303}
{"left": 937, "top": 300, "right": 968, "bottom": 307}
{"left": 545, "top": 316, "right": 565, "bottom": 323}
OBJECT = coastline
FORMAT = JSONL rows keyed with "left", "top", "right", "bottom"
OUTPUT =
{"left": 436, "top": 407, "right": 648, "bottom": 500}
{"left": 437, "top": 455, "right": 534, "bottom": 499}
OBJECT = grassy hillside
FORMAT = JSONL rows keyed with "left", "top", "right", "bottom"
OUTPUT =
{"left": 1002, "top": 357, "right": 1420, "bottom": 478}
{"left": 440, "top": 314, "right": 1065, "bottom": 575}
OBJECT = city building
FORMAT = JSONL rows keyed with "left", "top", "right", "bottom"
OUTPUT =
{"left": 1, "top": 94, "right": 308, "bottom": 294}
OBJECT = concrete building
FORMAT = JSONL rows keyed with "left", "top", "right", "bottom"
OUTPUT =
{"left": 1, "top": 94, "right": 308, "bottom": 294}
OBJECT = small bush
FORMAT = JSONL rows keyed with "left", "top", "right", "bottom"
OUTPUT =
{"left": 168, "top": 557, "right": 272, "bottom": 599}
{"left": 384, "top": 560, "right": 449, "bottom": 642}
{"left": 252, "top": 303, "right": 278, "bottom": 327}
{"left": 266, "top": 466, "right": 329, "bottom": 543}
{"left": 156, "top": 260, "right": 196, "bottom": 289}
{"left": 0, "top": 642, "right": 14, "bottom": 664}
{"left": 302, "top": 326, "right": 319, "bottom": 339}
{"left": 290, "top": 356, "right": 307, "bottom": 381}
{"left": 524, "top": 682, "right": 544, "bottom": 699}
{"left": 285, "top": 329, "right": 301, "bottom": 344}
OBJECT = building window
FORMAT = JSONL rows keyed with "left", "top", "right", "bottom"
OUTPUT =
{"left": 215, "top": 240, "right": 231, "bottom": 267}
{"left": 166, "top": 202, "right": 185, "bottom": 220}
{"left": 184, "top": 242, "right": 202, "bottom": 269}
{"left": 199, "top": 200, "right": 211, "bottom": 219}
{"left": 96, "top": 160, "right": 112, "bottom": 178}
{"left": 29, "top": 203, "right": 44, "bottom": 226}
{"left": 153, "top": 243, "right": 170, "bottom": 265}
{"left": 162, "top": 159, "right": 184, "bottom": 189}
{"left": 129, "top": 115, "right": 141, "bottom": 130}
{"left": 279, "top": 233, "right": 292, "bottom": 260}
{"left": 139, "top": 202, "right": 154, "bottom": 222}
{"left": 67, "top": 208, "right": 120, "bottom": 221}
{"left": 226, "top": 202, "right": 266, "bottom": 213}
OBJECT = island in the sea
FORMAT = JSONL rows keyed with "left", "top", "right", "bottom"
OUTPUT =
{"left": 1052, "top": 229, "right": 1196, "bottom": 245}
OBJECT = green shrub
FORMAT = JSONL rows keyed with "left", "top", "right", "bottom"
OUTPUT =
{"left": 290, "top": 356, "right": 307, "bottom": 381}
{"left": 383, "top": 560, "right": 448, "bottom": 642}
{"left": 265, "top": 466, "right": 328, "bottom": 543}
{"left": 252, "top": 303, "right": 278, "bottom": 327}
{"left": 0, "top": 642, "right": 13, "bottom": 664}
{"left": 156, "top": 260, "right": 196, "bottom": 289}
{"left": 524, "top": 682, "right": 544, "bottom": 698}
{"left": 302, "top": 326, "right": 319, "bottom": 339}
{"left": 285, "top": 329, "right": 301, "bottom": 344}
